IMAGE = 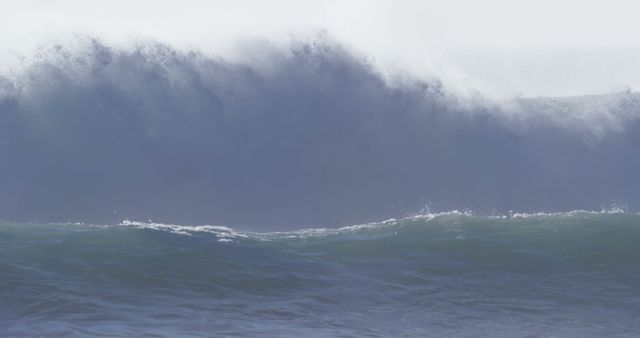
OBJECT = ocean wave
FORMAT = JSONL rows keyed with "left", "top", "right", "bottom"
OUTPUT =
{"left": 1, "top": 37, "right": 640, "bottom": 230}
{"left": 119, "top": 207, "right": 634, "bottom": 242}
{"left": 3, "top": 212, "right": 640, "bottom": 337}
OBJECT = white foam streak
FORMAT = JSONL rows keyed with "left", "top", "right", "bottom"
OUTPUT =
{"left": 120, "top": 220, "right": 250, "bottom": 241}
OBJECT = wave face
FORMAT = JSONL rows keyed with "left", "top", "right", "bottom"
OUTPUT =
{"left": 2, "top": 38, "right": 640, "bottom": 229}
{"left": 2, "top": 212, "right": 640, "bottom": 337}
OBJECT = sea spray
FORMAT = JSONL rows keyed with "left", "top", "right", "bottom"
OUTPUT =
{"left": 2, "top": 39, "right": 640, "bottom": 229}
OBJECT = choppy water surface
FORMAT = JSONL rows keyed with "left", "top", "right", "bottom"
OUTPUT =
{"left": 2, "top": 211, "right": 640, "bottom": 337}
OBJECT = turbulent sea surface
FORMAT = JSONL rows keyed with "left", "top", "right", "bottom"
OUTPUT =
{"left": 2, "top": 210, "right": 639, "bottom": 337}
{"left": 4, "top": 38, "right": 640, "bottom": 338}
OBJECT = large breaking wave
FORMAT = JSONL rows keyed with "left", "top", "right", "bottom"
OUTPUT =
{"left": 1, "top": 37, "right": 640, "bottom": 229}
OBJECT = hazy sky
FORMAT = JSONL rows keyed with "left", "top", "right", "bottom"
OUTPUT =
{"left": 2, "top": 0, "right": 640, "bottom": 97}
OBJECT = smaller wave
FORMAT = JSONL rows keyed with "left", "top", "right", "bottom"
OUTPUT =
{"left": 4, "top": 208, "right": 640, "bottom": 337}
{"left": 119, "top": 207, "right": 631, "bottom": 241}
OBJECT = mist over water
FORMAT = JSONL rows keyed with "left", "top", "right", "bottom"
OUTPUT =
{"left": 1, "top": 37, "right": 640, "bottom": 230}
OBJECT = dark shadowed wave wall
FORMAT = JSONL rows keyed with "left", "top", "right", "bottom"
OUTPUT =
{"left": 1, "top": 38, "right": 640, "bottom": 230}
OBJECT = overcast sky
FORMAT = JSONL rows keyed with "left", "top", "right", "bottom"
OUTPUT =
{"left": 2, "top": 0, "right": 640, "bottom": 97}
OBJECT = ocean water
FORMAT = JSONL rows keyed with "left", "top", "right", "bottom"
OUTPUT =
{"left": 2, "top": 210, "right": 639, "bottom": 337}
